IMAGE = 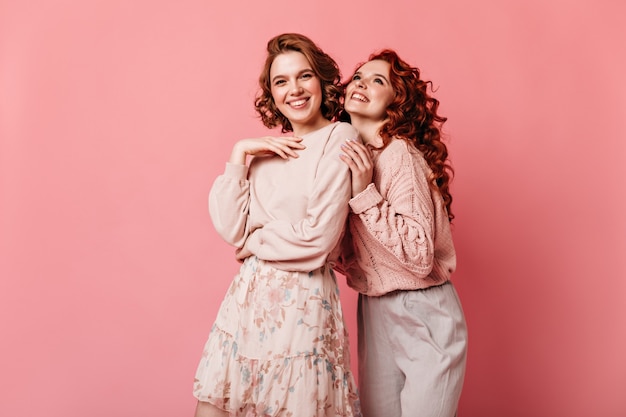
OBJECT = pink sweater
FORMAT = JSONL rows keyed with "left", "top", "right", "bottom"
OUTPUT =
{"left": 209, "top": 122, "right": 359, "bottom": 272}
{"left": 337, "top": 138, "right": 456, "bottom": 296}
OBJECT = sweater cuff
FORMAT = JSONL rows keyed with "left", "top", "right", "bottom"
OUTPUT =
{"left": 349, "top": 183, "right": 383, "bottom": 214}
{"left": 223, "top": 162, "right": 248, "bottom": 179}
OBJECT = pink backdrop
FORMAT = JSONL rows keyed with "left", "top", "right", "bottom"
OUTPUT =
{"left": 1, "top": 0, "right": 625, "bottom": 416}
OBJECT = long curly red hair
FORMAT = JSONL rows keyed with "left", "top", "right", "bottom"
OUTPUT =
{"left": 342, "top": 49, "right": 455, "bottom": 221}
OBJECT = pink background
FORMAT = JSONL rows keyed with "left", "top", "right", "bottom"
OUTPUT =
{"left": 1, "top": 0, "right": 625, "bottom": 416}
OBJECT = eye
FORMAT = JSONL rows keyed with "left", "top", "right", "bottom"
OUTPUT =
{"left": 352, "top": 74, "right": 361, "bottom": 81}
{"left": 374, "top": 78, "right": 384, "bottom": 85}
{"left": 274, "top": 79, "right": 286, "bottom": 86}
{"left": 301, "top": 72, "right": 314, "bottom": 80}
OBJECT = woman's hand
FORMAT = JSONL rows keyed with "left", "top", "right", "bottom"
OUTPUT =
{"left": 340, "top": 139, "right": 374, "bottom": 197}
{"left": 229, "top": 136, "right": 306, "bottom": 165}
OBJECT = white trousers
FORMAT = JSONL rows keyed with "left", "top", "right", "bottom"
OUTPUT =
{"left": 358, "top": 282, "right": 468, "bottom": 417}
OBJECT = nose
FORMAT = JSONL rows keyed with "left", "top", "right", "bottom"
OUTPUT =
{"left": 355, "top": 78, "right": 366, "bottom": 89}
{"left": 290, "top": 82, "right": 304, "bottom": 95}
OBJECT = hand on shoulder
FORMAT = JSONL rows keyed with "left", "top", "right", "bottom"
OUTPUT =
{"left": 340, "top": 139, "right": 374, "bottom": 197}
{"left": 229, "top": 136, "right": 306, "bottom": 165}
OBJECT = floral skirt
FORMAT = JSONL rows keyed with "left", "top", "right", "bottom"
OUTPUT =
{"left": 193, "top": 256, "right": 361, "bottom": 417}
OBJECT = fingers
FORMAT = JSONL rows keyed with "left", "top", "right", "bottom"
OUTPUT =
{"left": 268, "top": 136, "right": 305, "bottom": 159}
{"left": 339, "top": 152, "right": 357, "bottom": 170}
{"left": 237, "top": 136, "right": 306, "bottom": 160}
{"left": 340, "top": 139, "right": 374, "bottom": 197}
{"left": 340, "top": 139, "right": 372, "bottom": 169}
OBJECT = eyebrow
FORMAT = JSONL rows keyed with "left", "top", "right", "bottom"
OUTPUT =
{"left": 271, "top": 69, "right": 315, "bottom": 84}
{"left": 355, "top": 71, "right": 390, "bottom": 84}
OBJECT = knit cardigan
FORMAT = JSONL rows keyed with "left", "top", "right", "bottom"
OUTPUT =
{"left": 336, "top": 138, "right": 456, "bottom": 296}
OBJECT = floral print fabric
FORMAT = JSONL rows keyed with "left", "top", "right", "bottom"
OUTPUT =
{"left": 193, "top": 256, "right": 361, "bottom": 417}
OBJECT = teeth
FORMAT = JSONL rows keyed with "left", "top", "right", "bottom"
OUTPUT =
{"left": 290, "top": 99, "right": 307, "bottom": 107}
{"left": 352, "top": 93, "right": 368, "bottom": 102}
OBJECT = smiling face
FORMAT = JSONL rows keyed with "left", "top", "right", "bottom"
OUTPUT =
{"left": 344, "top": 59, "right": 395, "bottom": 123}
{"left": 269, "top": 51, "right": 328, "bottom": 136}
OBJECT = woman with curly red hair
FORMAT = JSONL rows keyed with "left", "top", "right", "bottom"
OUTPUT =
{"left": 338, "top": 50, "right": 467, "bottom": 417}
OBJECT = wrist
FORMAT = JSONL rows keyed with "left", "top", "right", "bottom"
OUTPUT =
{"left": 229, "top": 142, "right": 247, "bottom": 165}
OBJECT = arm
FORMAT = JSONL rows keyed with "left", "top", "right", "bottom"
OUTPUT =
{"left": 208, "top": 163, "right": 251, "bottom": 248}
{"left": 244, "top": 123, "right": 358, "bottom": 270}
{"left": 339, "top": 139, "right": 374, "bottom": 198}
{"left": 208, "top": 136, "right": 306, "bottom": 248}
{"left": 349, "top": 150, "right": 437, "bottom": 277}
{"left": 334, "top": 222, "right": 370, "bottom": 293}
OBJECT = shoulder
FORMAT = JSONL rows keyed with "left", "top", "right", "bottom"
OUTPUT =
{"left": 329, "top": 122, "right": 359, "bottom": 140}
{"left": 377, "top": 138, "right": 411, "bottom": 168}
{"left": 378, "top": 138, "right": 432, "bottom": 182}
{"left": 382, "top": 139, "right": 428, "bottom": 166}
{"left": 332, "top": 121, "right": 358, "bottom": 135}
{"left": 317, "top": 122, "right": 359, "bottom": 150}
{"left": 380, "top": 138, "right": 417, "bottom": 157}
{"left": 328, "top": 122, "right": 359, "bottom": 140}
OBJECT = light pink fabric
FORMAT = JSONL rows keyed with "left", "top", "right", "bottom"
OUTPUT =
{"left": 209, "top": 122, "right": 359, "bottom": 272}
{"left": 193, "top": 257, "right": 361, "bottom": 416}
{"left": 197, "top": 122, "right": 363, "bottom": 415}
{"left": 338, "top": 138, "right": 456, "bottom": 296}
{"left": 358, "top": 283, "right": 467, "bottom": 417}
{"left": 337, "top": 137, "right": 467, "bottom": 417}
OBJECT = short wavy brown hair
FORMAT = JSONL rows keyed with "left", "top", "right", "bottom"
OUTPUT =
{"left": 254, "top": 33, "right": 343, "bottom": 133}
{"left": 341, "top": 49, "right": 455, "bottom": 222}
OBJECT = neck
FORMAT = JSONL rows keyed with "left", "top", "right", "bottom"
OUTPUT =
{"left": 349, "top": 115, "right": 386, "bottom": 148}
{"left": 292, "top": 118, "right": 332, "bottom": 137}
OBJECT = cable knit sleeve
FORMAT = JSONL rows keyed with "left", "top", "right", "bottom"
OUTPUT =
{"left": 349, "top": 148, "right": 436, "bottom": 277}
{"left": 244, "top": 123, "right": 357, "bottom": 271}
{"left": 208, "top": 162, "right": 251, "bottom": 249}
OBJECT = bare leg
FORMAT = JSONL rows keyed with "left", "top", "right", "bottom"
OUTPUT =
{"left": 194, "top": 401, "right": 229, "bottom": 417}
